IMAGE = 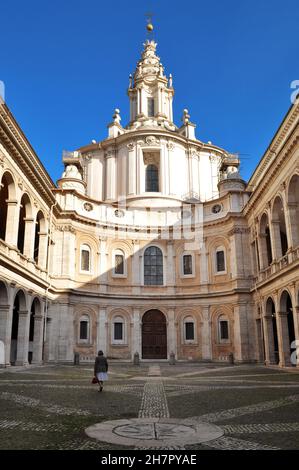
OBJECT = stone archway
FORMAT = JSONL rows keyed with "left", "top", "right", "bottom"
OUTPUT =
{"left": 142, "top": 310, "right": 167, "bottom": 359}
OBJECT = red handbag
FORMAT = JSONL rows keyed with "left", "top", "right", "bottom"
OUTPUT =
{"left": 91, "top": 376, "right": 98, "bottom": 384}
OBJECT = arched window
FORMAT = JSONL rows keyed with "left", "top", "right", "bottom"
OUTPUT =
{"left": 144, "top": 246, "right": 163, "bottom": 285}
{"left": 215, "top": 247, "right": 226, "bottom": 273}
{"left": 113, "top": 249, "right": 125, "bottom": 276}
{"left": 33, "top": 211, "right": 46, "bottom": 265}
{"left": 112, "top": 316, "right": 125, "bottom": 343}
{"left": 80, "top": 244, "right": 91, "bottom": 272}
{"left": 145, "top": 164, "right": 159, "bottom": 192}
{"left": 218, "top": 315, "right": 229, "bottom": 343}
{"left": 17, "top": 194, "right": 32, "bottom": 255}
{"left": 183, "top": 316, "right": 195, "bottom": 342}
{"left": 79, "top": 315, "right": 90, "bottom": 342}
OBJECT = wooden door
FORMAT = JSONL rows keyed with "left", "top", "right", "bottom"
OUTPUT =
{"left": 142, "top": 310, "right": 167, "bottom": 359}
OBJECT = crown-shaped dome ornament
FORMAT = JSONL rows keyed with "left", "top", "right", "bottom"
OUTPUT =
{"left": 134, "top": 40, "right": 166, "bottom": 82}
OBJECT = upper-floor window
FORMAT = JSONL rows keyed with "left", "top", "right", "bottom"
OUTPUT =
{"left": 144, "top": 246, "right": 163, "bottom": 285}
{"left": 145, "top": 164, "right": 159, "bottom": 192}
{"left": 216, "top": 248, "right": 226, "bottom": 273}
{"left": 80, "top": 244, "right": 91, "bottom": 272}
{"left": 183, "top": 254, "right": 193, "bottom": 275}
{"left": 114, "top": 250, "right": 125, "bottom": 275}
{"left": 147, "top": 97, "right": 155, "bottom": 117}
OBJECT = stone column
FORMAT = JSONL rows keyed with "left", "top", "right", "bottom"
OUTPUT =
{"left": 31, "top": 314, "right": 44, "bottom": 364}
{"left": 233, "top": 304, "right": 252, "bottom": 362}
{"left": 132, "top": 240, "right": 141, "bottom": 294}
{"left": 23, "top": 218, "right": 35, "bottom": 258}
{"left": 127, "top": 147, "right": 136, "bottom": 196}
{"left": 5, "top": 200, "right": 19, "bottom": 246}
{"left": 37, "top": 232, "right": 48, "bottom": 270}
{"left": 201, "top": 305, "right": 212, "bottom": 360}
{"left": 257, "top": 233, "right": 268, "bottom": 269}
{"left": 276, "top": 311, "right": 292, "bottom": 367}
{"left": 269, "top": 219, "right": 282, "bottom": 260}
{"left": 97, "top": 307, "right": 107, "bottom": 355}
{"left": 132, "top": 307, "right": 142, "bottom": 358}
{"left": 294, "top": 306, "right": 299, "bottom": 367}
{"left": 283, "top": 200, "right": 293, "bottom": 250}
{"left": 57, "top": 303, "right": 74, "bottom": 362}
{"left": 160, "top": 144, "right": 167, "bottom": 194}
{"left": 199, "top": 239, "right": 209, "bottom": 289}
{"left": 0, "top": 304, "right": 12, "bottom": 366}
{"left": 286, "top": 203, "right": 299, "bottom": 248}
{"left": 106, "top": 152, "right": 116, "bottom": 200}
{"left": 166, "top": 241, "right": 175, "bottom": 287}
{"left": 262, "top": 315, "right": 276, "bottom": 365}
{"left": 99, "top": 237, "right": 108, "bottom": 293}
{"left": 15, "top": 310, "right": 30, "bottom": 365}
{"left": 167, "top": 308, "right": 176, "bottom": 359}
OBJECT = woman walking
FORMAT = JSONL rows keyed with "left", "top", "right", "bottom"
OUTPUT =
{"left": 94, "top": 350, "right": 108, "bottom": 392}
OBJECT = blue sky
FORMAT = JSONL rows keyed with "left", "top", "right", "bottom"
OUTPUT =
{"left": 1, "top": 0, "right": 298, "bottom": 183}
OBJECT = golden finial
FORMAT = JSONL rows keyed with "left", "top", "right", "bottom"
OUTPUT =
{"left": 145, "top": 12, "right": 154, "bottom": 34}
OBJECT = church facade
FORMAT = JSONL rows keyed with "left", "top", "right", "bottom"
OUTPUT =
{"left": 0, "top": 40, "right": 298, "bottom": 367}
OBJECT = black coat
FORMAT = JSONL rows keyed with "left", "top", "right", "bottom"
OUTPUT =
{"left": 94, "top": 355, "right": 108, "bottom": 374}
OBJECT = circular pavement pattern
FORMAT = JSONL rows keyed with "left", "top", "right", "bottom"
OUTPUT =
{"left": 85, "top": 418, "right": 223, "bottom": 448}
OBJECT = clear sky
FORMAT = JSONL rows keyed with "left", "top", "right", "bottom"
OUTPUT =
{"left": 1, "top": 0, "right": 299, "bottom": 184}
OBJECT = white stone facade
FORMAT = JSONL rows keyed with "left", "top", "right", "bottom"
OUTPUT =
{"left": 0, "top": 40, "right": 298, "bottom": 367}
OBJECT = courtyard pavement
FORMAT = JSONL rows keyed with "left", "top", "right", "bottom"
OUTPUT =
{"left": 0, "top": 362, "right": 299, "bottom": 450}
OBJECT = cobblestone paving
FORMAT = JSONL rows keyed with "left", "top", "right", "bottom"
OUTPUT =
{"left": 0, "top": 363, "right": 299, "bottom": 450}
{"left": 221, "top": 423, "right": 299, "bottom": 434}
{"left": 0, "top": 419, "right": 76, "bottom": 432}
{"left": 196, "top": 394, "right": 299, "bottom": 423}
{"left": 138, "top": 382, "right": 169, "bottom": 418}
{"left": 202, "top": 436, "right": 279, "bottom": 450}
{"left": 0, "top": 391, "right": 90, "bottom": 416}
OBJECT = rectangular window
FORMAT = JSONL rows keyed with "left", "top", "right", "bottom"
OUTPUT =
{"left": 81, "top": 249, "right": 90, "bottom": 272}
{"left": 220, "top": 321, "right": 229, "bottom": 340}
{"left": 185, "top": 322, "right": 194, "bottom": 340}
{"left": 216, "top": 250, "right": 225, "bottom": 272}
{"left": 147, "top": 98, "right": 155, "bottom": 117}
{"left": 80, "top": 321, "right": 88, "bottom": 340}
{"left": 183, "top": 254, "right": 193, "bottom": 275}
{"left": 114, "top": 322, "right": 123, "bottom": 340}
{"left": 115, "top": 254, "right": 124, "bottom": 275}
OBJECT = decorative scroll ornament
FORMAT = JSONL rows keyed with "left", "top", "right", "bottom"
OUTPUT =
{"left": 127, "top": 142, "right": 134, "bottom": 151}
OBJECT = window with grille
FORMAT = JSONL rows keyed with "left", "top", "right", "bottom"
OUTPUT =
{"left": 185, "top": 322, "right": 194, "bottom": 340}
{"left": 114, "top": 322, "right": 123, "bottom": 340}
{"left": 219, "top": 320, "right": 229, "bottom": 340}
{"left": 147, "top": 98, "right": 155, "bottom": 117}
{"left": 81, "top": 245, "right": 91, "bottom": 272}
{"left": 183, "top": 254, "right": 193, "bottom": 275}
{"left": 144, "top": 246, "right": 163, "bottom": 285}
{"left": 145, "top": 164, "right": 159, "bottom": 192}
{"left": 216, "top": 249, "right": 225, "bottom": 272}
{"left": 80, "top": 320, "right": 88, "bottom": 340}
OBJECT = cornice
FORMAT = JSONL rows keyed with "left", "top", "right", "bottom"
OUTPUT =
{"left": 244, "top": 128, "right": 299, "bottom": 215}
{"left": 0, "top": 103, "right": 56, "bottom": 207}
{"left": 247, "top": 102, "right": 299, "bottom": 191}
